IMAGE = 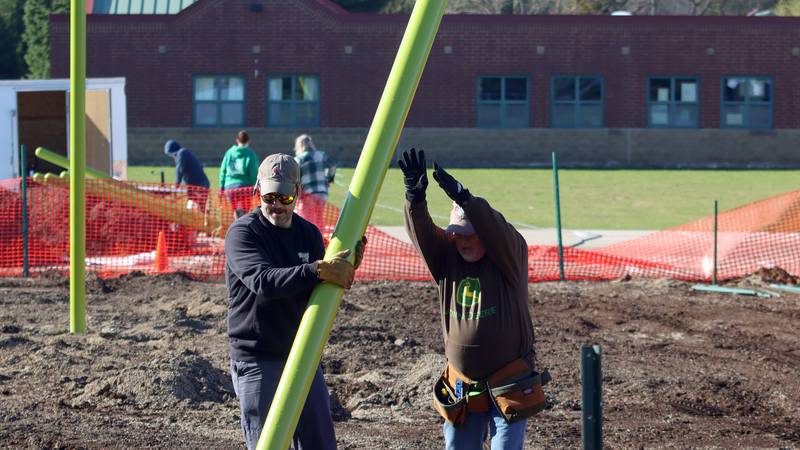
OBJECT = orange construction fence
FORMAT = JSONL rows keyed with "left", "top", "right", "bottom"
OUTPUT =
{"left": 0, "top": 177, "right": 798, "bottom": 281}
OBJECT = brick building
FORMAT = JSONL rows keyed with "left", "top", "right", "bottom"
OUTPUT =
{"left": 50, "top": 0, "right": 800, "bottom": 168}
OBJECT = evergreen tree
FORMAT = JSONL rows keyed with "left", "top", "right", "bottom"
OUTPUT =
{"left": 0, "top": 21, "right": 16, "bottom": 79}
{"left": 22, "top": 0, "right": 68, "bottom": 79}
{"left": 0, "top": 0, "right": 26, "bottom": 79}
{"left": 335, "top": 0, "right": 414, "bottom": 12}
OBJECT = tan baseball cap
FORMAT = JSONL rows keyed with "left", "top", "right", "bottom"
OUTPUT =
{"left": 255, "top": 153, "right": 300, "bottom": 196}
{"left": 445, "top": 201, "right": 475, "bottom": 236}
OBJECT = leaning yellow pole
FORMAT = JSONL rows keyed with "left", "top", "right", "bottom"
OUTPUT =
{"left": 36, "top": 147, "right": 106, "bottom": 179}
{"left": 35, "top": 147, "right": 227, "bottom": 235}
{"left": 257, "top": 1, "right": 446, "bottom": 448}
{"left": 69, "top": 0, "right": 87, "bottom": 334}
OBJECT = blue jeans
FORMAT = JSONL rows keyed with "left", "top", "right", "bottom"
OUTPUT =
{"left": 230, "top": 359, "right": 336, "bottom": 450}
{"left": 443, "top": 404, "right": 527, "bottom": 450}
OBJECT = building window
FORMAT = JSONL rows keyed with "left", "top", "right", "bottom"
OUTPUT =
{"left": 648, "top": 77, "right": 699, "bottom": 128}
{"left": 193, "top": 76, "right": 245, "bottom": 126}
{"left": 477, "top": 76, "right": 529, "bottom": 128}
{"left": 722, "top": 77, "right": 772, "bottom": 129}
{"left": 552, "top": 76, "right": 603, "bottom": 128}
{"left": 267, "top": 75, "right": 320, "bottom": 127}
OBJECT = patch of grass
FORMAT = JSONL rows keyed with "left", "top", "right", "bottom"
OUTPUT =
{"left": 128, "top": 166, "right": 222, "bottom": 190}
{"left": 128, "top": 166, "right": 800, "bottom": 230}
{"left": 328, "top": 169, "right": 800, "bottom": 229}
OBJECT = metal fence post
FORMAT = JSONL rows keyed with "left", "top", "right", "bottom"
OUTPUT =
{"left": 20, "top": 144, "right": 29, "bottom": 278}
{"left": 713, "top": 200, "right": 718, "bottom": 285}
{"left": 552, "top": 151, "right": 565, "bottom": 281}
{"left": 581, "top": 344, "right": 602, "bottom": 450}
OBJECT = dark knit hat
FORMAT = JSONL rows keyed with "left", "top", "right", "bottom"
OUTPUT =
{"left": 164, "top": 140, "right": 181, "bottom": 155}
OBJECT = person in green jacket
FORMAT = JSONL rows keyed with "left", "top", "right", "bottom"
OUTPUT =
{"left": 220, "top": 130, "right": 259, "bottom": 217}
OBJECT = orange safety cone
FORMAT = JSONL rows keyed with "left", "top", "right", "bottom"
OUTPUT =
{"left": 154, "top": 231, "right": 169, "bottom": 273}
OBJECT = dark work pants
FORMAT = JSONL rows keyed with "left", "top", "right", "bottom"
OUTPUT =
{"left": 186, "top": 184, "right": 208, "bottom": 211}
{"left": 230, "top": 359, "right": 336, "bottom": 450}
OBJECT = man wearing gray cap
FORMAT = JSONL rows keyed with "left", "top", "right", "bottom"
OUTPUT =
{"left": 225, "top": 153, "right": 365, "bottom": 450}
{"left": 399, "top": 148, "right": 548, "bottom": 450}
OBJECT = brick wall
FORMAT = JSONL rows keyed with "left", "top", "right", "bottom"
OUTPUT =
{"left": 129, "top": 127, "right": 800, "bottom": 169}
{"left": 50, "top": 1, "right": 800, "bottom": 130}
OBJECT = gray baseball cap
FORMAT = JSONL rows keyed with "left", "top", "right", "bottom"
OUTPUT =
{"left": 255, "top": 153, "right": 300, "bottom": 196}
{"left": 445, "top": 202, "right": 475, "bottom": 236}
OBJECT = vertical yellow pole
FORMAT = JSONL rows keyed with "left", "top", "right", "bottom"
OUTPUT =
{"left": 70, "top": 0, "right": 86, "bottom": 334}
{"left": 256, "top": 1, "right": 446, "bottom": 448}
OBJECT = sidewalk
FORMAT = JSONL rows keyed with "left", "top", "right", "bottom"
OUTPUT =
{"left": 375, "top": 227, "right": 652, "bottom": 249}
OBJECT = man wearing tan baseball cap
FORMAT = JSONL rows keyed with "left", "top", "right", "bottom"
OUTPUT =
{"left": 253, "top": 153, "right": 299, "bottom": 195}
{"left": 225, "top": 153, "right": 366, "bottom": 450}
{"left": 251, "top": 153, "right": 302, "bottom": 229}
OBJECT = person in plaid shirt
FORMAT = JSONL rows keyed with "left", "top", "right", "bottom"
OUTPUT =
{"left": 293, "top": 134, "right": 336, "bottom": 201}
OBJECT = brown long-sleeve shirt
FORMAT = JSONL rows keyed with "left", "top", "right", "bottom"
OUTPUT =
{"left": 404, "top": 196, "right": 535, "bottom": 380}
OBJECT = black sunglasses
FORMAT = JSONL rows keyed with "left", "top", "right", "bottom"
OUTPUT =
{"left": 261, "top": 193, "right": 296, "bottom": 205}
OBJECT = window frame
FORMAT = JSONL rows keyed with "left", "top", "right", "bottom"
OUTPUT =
{"left": 192, "top": 74, "right": 246, "bottom": 127}
{"left": 646, "top": 76, "right": 701, "bottom": 129}
{"left": 266, "top": 74, "right": 321, "bottom": 128}
{"left": 550, "top": 75, "right": 604, "bottom": 129}
{"left": 475, "top": 75, "right": 530, "bottom": 129}
{"left": 720, "top": 76, "right": 773, "bottom": 129}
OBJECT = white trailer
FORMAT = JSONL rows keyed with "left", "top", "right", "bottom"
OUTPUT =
{"left": 0, "top": 77, "right": 128, "bottom": 180}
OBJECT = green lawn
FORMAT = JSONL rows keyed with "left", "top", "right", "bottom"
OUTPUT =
{"left": 128, "top": 166, "right": 800, "bottom": 230}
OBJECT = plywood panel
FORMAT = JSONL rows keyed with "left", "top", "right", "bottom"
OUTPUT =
{"left": 86, "top": 90, "right": 111, "bottom": 175}
{"left": 17, "top": 91, "right": 67, "bottom": 175}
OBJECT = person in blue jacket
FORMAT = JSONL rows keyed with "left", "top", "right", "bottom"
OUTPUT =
{"left": 164, "top": 140, "right": 210, "bottom": 210}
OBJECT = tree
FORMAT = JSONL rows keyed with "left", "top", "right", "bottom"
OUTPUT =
{"left": 334, "top": 0, "right": 782, "bottom": 14}
{"left": 447, "top": 0, "right": 565, "bottom": 14}
{"left": 775, "top": 0, "right": 800, "bottom": 14}
{"left": 701, "top": 0, "right": 780, "bottom": 15}
{"left": 0, "top": 0, "right": 26, "bottom": 79}
{"left": 0, "top": 21, "right": 17, "bottom": 79}
{"left": 571, "top": 0, "right": 630, "bottom": 14}
{"left": 22, "top": 0, "right": 68, "bottom": 79}
{"left": 334, "top": 0, "right": 398, "bottom": 12}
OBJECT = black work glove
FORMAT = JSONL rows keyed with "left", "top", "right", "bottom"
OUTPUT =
{"left": 353, "top": 235, "right": 367, "bottom": 270}
{"left": 397, "top": 148, "right": 428, "bottom": 203}
{"left": 433, "top": 162, "right": 471, "bottom": 206}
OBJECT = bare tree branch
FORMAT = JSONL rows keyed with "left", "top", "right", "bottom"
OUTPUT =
{"left": 430, "top": 0, "right": 780, "bottom": 15}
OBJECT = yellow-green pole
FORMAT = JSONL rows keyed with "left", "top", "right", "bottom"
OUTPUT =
{"left": 256, "top": 1, "right": 446, "bottom": 448}
{"left": 36, "top": 147, "right": 107, "bottom": 179}
{"left": 69, "top": 0, "right": 87, "bottom": 334}
{"left": 36, "top": 146, "right": 228, "bottom": 235}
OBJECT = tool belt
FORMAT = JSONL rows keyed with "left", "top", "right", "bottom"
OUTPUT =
{"left": 433, "top": 357, "right": 551, "bottom": 426}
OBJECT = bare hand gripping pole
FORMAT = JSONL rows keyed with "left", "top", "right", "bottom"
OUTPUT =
{"left": 256, "top": 1, "right": 447, "bottom": 448}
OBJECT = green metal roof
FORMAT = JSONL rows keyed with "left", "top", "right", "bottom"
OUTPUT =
{"left": 91, "top": 0, "right": 197, "bottom": 14}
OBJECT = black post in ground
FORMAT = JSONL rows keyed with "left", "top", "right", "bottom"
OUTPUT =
{"left": 552, "top": 151, "right": 565, "bottom": 281}
{"left": 581, "top": 344, "right": 602, "bottom": 450}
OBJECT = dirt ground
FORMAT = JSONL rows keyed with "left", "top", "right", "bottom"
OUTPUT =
{"left": 1, "top": 271, "right": 799, "bottom": 449}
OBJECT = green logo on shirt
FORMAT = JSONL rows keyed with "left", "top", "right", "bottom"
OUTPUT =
{"left": 455, "top": 277, "right": 481, "bottom": 307}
